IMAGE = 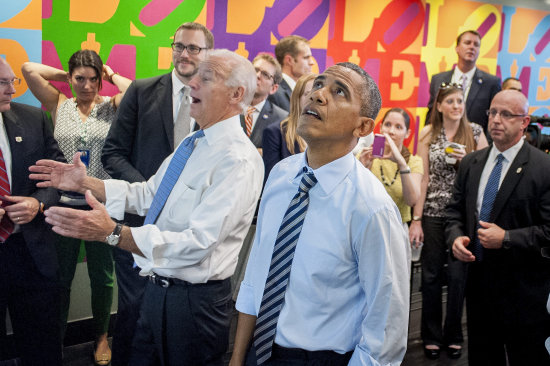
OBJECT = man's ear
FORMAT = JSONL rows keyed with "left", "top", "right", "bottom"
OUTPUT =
{"left": 284, "top": 54, "right": 294, "bottom": 68}
{"left": 229, "top": 86, "right": 245, "bottom": 105}
{"left": 354, "top": 117, "right": 375, "bottom": 138}
{"left": 268, "top": 83, "right": 279, "bottom": 95}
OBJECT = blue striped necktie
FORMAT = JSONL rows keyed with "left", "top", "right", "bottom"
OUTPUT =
{"left": 473, "top": 153, "right": 504, "bottom": 261}
{"left": 144, "top": 129, "right": 204, "bottom": 225}
{"left": 254, "top": 168, "right": 317, "bottom": 365}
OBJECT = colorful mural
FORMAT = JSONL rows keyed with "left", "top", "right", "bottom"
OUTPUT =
{"left": 1, "top": 0, "right": 549, "bottom": 149}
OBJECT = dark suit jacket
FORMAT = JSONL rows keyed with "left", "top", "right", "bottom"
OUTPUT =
{"left": 445, "top": 142, "right": 550, "bottom": 326}
{"left": 240, "top": 100, "right": 287, "bottom": 148}
{"left": 262, "top": 122, "right": 301, "bottom": 184}
{"left": 3, "top": 102, "right": 65, "bottom": 279}
{"left": 427, "top": 68, "right": 501, "bottom": 132}
{"left": 267, "top": 79, "right": 292, "bottom": 112}
{"left": 101, "top": 73, "right": 175, "bottom": 226}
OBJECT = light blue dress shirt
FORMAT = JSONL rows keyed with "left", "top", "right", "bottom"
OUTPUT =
{"left": 236, "top": 152, "right": 410, "bottom": 365}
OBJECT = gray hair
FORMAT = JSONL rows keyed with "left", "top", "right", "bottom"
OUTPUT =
{"left": 334, "top": 62, "right": 382, "bottom": 120}
{"left": 207, "top": 49, "right": 256, "bottom": 113}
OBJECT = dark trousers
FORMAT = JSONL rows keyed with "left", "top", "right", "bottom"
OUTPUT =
{"left": 420, "top": 216, "right": 467, "bottom": 346}
{"left": 245, "top": 344, "right": 353, "bottom": 366}
{"left": 129, "top": 278, "right": 232, "bottom": 366}
{"left": 466, "top": 271, "right": 550, "bottom": 365}
{"left": 0, "top": 233, "right": 62, "bottom": 365}
{"left": 111, "top": 248, "right": 148, "bottom": 366}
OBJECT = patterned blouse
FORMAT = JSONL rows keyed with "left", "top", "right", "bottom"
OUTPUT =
{"left": 54, "top": 97, "right": 115, "bottom": 204}
{"left": 423, "top": 123, "right": 483, "bottom": 217}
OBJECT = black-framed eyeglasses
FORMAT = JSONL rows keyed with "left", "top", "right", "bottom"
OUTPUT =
{"left": 486, "top": 109, "right": 527, "bottom": 120}
{"left": 255, "top": 67, "right": 274, "bottom": 81}
{"left": 171, "top": 43, "right": 208, "bottom": 55}
{"left": 439, "top": 82, "right": 463, "bottom": 90}
{"left": 0, "top": 78, "right": 21, "bottom": 88}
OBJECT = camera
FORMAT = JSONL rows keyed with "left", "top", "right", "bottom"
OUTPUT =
{"left": 525, "top": 116, "right": 550, "bottom": 153}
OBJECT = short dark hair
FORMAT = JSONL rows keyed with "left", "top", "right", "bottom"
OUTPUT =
{"left": 335, "top": 62, "right": 381, "bottom": 120}
{"left": 502, "top": 77, "right": 521, "bottom": 90}
{"left": 253, "top": 53, "right": 282, "bottom": 85}
{"left": 173, "top": 22, "right": 214, "bottom": 49}
{"left": 274, "top": 35, "right": 308, "bottom": 66}
{"left": 382, "top": 107, "right": 411, "bottom": 130}
{"left": 68, "top": 50, "right": 103, "bottom": 90}
{"left": 456, "top": 30, "right": 481, "bottom": 46}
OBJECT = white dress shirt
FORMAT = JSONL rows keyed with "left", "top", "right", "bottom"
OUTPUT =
{"left": 476, "top": 138, "right": 524, "bottom": 216}
{"left": 452, "top": 67, "right": 476, "bottom": 100}
{"left": 104, "top": 115, "right": 264, "bottom": 283}
{"left": 281, "top": 73, "right": 296, "bottom": 91}
{"left": 249, "top": 99, "right": 266, "bottom": 132}
{"left": 0, "top": 113, "right": 12, "bottom": 183}
{"left": 237, "top": 152, "right": 410, "bottom": 365}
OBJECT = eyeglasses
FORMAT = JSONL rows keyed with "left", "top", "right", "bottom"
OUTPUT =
{"left": 171, "top": 43, "right": 208, "bottom": 55}
{"left": 439, "top": 82, "right": 463, "bottom": 90}
{"left": 0, "top": 78, "right": 21, "bottom": 88}
{"left": 486, "top": 109, "right": 527, "bottom": 120}
{"left": 255, "top": 67, "right": 274, "bottom": 81}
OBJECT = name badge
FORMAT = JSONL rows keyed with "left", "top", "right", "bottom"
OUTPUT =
{"left": 78, "top": 149, "right": 90, "bottom": 167}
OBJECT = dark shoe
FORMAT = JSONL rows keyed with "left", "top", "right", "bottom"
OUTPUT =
{"left": 424, "top": 346, "right": 440, "bottom": 360}
{"left": 446, "top": 345, "right": 462, "bottom": 359}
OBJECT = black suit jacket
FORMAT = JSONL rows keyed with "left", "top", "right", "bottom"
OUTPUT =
{"left": 3, "top": 102, "right": 65, "bottom": 278}
{"left": 445, "top": 142, "right": 550, "bottom": 326}
{"left": 240, "top": 100, "right": 287, "bottom": 148}
{"left": 427, "top": 68, "right": 501, "bottom": 132}
{"left": 101, "top": 73, "right": 175, "bottom": 226}
{"left": 267, "top": 79, "right": 292, "bottom": 112}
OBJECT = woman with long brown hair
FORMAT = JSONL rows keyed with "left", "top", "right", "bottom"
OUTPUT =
{"left": 262, "top": 73, "right": 316, "bottom": 181}
{"left": 410, "top": 83, "right": 488, "bottom": 360}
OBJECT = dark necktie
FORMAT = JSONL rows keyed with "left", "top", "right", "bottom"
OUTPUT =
{"left": 144, "top": 129, "right": 204, "bottom": 225}
{"left": 254, "top": 169, "right": 317, "bottom": 365}
{"left": 473, "top": 153, "right": 504, "bottom": 261}
{"left": 0, "top": 148, "right": 13, "bottom": 242}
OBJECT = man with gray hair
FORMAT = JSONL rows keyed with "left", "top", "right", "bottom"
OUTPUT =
{"left": 230, "top": 62, "right": 410, "bottom": 366}
{"left": 30, "top": 49, "right": 264, "bottom": 365}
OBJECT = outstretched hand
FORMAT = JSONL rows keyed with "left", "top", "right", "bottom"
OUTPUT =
{"left": 44, "top": 190, "right": 115, "bottom": 242}
{"left": 29, "top": 152, "right": 87, "bottom": 192}
{"left": 452, "top": 236, "right": 475, "bottom": 262}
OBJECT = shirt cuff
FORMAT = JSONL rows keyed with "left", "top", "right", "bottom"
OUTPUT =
{"left": 235, "top": 281, "right": 256, "bottom": 315}
{"left": 104, "top": 179, "right": 128, "bottom": 220}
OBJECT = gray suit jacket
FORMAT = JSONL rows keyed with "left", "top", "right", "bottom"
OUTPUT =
{"left": 240, "top": 100, "right": 288, "bottom": 148}
{"left": 427, "top": 68, "right": 501, "bottom": 132}
{"left": 267, "top": 79, "right": 292, "bottom": 112}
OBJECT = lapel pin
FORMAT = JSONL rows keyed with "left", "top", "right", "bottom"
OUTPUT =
{"left": 263, "top": 114, "right": 268, "bottom": 119}
{"left": 477, "top": 78, "right": 482, "bottom": 84}
{"left": 516, "top": 167, "right": 522, "bottom": 174}
{"left": 15, "top": 136, "right": 22, "bottom": 142}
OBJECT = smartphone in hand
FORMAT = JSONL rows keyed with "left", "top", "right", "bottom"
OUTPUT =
{"left": 372, "top": 134, "right": 386, "bottom": 158}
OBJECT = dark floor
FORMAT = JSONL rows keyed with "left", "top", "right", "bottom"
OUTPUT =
{"left": 3, "top": 265, "right": 468, "bottom": 366}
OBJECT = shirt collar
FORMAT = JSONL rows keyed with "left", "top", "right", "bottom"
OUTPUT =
{"left": 171, "top": 70, "right": 187, "bottom": 96}
{"left": 489, "top": 137, "right": 524, "bottom": 164}
{"left": 252, "top": 99, "right": 266, "bottom": 113}
{"left": 452, "top": 67, "right": 476, "bottom": 84}
{"left": 295, "top": 151, "right": 355, "bottom": 195}
{"left": 282, "top": 73, "right": 296, "bottom": 90}
{"left": 201, "top": 114, "right": 242, "bottom": 146}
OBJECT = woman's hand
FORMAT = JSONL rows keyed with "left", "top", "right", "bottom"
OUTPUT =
{"left": 382, "top": 133, "right": 407, "bottom": 169}
{"left": 102, "top": 65, "right": 115, "bottom": 82}
{"left": 358, "top": 147, "right": 374, "bottom": 170}
{"left": 409, "top": 220, "right": 424, "bottom": 246}
{"left": 449, "top": 146, "right": 466, "bottom": 163}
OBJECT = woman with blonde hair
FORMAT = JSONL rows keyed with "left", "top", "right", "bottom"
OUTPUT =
{"left": 262, "top": 73, "right": 316, "bottom": 181}
{"left": 22, "top": 49, "right": 131, "bottom": 365}
{"left": 410, "top": 83, "right": 488, "bottom": 360}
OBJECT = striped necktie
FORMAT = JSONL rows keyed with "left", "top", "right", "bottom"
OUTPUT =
{"left": 144, "top": 129, "right": 204, "bottom": 225}
{"left": 254, "top": 168, "right": 317, "bottom": 364}
{"left": 245, "top": 106, "right": 255, "bottom": 137}
{"left": 0, "top": 148, "right": 13, "bottom": 242}
{"left": 473, "top": 153, "right": 504, "bottom": 261}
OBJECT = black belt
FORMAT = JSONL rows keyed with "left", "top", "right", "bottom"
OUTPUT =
{"left": 271, "top": 344, "right": 353, "bottom": 362}
{"left": 147, "top": 273, "right": 226, "bottom": 288}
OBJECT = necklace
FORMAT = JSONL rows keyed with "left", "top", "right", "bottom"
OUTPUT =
{"left": 379, "top": 164, "right": 399, "bottom": 187}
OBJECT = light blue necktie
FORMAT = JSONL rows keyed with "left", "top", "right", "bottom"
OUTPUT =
{"left": 473, "top": 153, "right": 504, "bottom": 261}
{"left": 254, "top": 168, "right": 317, "bottom": 365}
{"left": 144, "top": 129, "right": 204, "bottom": 225}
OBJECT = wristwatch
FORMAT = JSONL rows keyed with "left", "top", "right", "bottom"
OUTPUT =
{"left": 412, "top": 215, "right": 422, "bottom": 222}
{"left": 502, "top": 230, "right": 512, "bottom": 249}
{"left": 399, "top": 166, "right": 411, "bottom": 174}
{"left": 105, "top": 223, "right": 123, "bottom": 246}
